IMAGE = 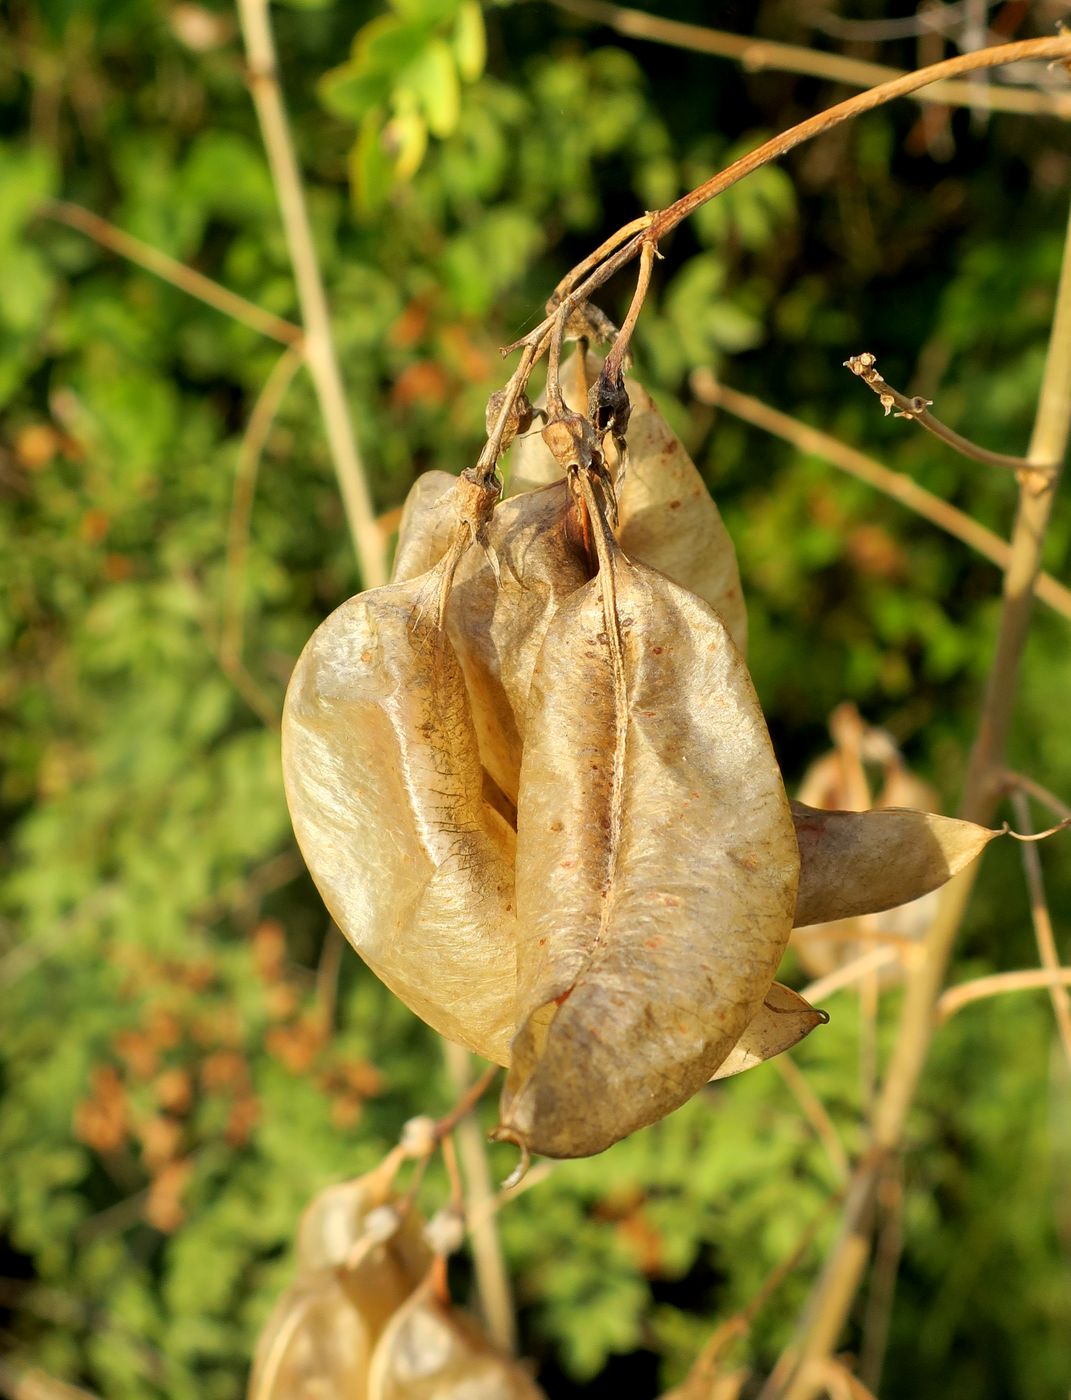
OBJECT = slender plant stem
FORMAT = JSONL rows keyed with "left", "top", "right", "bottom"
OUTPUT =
{"left": 477, "top": 35, "right": 1071, "bottom": 487}
{"left": 767, "top": 191, "right": 1071, "bottom": 1400}
{"left": 800, "top": 947, "right": 903, "bottom": 1005}
{"left": 773, "top": 1055, "right": 850, "bottom": 1184}
{"left": 857, "top": 1163, "right": 904, "bottom": 1393}
{"left": 1004, "top": 771, "right": 1071, "bottom": 823}
{"left": 222, "top": 343, "right": 303, "bottom": 673}
{"left": 441, "top": 1042, "right": 517, "bottom": 1353}
{"left": 0, "top": 1358, "right": 100, "bottom": 1400}
{"left": 1008, "top": 791, "right": 1071, "bottom": 1071}
{"left": 603, "top": 237, "right": 656, "bottom": 382}
{"left": 843, "top": 352, "right": 1055, "bottom": 476}
{"left": 547, "top": 0, "right": 1071, "bottom": 119}
{"left": 236, "top": 0, "right": 388, "bottom": 588}
{"left": 38, "top": 200, "right": 304, "bottom": 346}
{"left": 690, "top": 372, "right": 1071, "bottom": 623}
{"left": 937, "top": 966, "right": 1071, "bottom": 1019}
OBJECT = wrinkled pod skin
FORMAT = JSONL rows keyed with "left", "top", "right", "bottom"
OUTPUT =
{"left": 392, "top": 471, "right": 592, "bottom": 809}
{"left": 508, "top": 349, "right": 748, "bottom": 655}
{"left": 282, "top": 558, "right": 519, "bottom": 1065}
{"left": 499, "top": 540, "right": 801, "bottom": 1159}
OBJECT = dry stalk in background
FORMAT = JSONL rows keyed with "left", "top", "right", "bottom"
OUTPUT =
{"left": 764, "top": 191, "right": 1071, "bottom": 1400}
{"left": 237, "top": 0, "right": 388, "bottom": 589}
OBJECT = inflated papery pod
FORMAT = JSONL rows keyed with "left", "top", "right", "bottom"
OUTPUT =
{"left": 499, "top": 487, "right": 800, "bottom": 1159}
{"left": 390, "top": 473, "right": 592, "bottom": 808}
{"left": 282, "top": 558, "right": 520, "bottom": 1064}
{"left": 367, "top": 1276, "right": 546, "bottom": 1400}
{"left": 249, "top": 1171, "right": 430, "bottom": 1400}
{"left": 508, "top": 350, "right": 747, "bottom": 653}
{"left": 792, "top": 710, "right": 941, "bottom": 975}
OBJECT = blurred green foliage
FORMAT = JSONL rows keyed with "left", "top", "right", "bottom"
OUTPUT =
{"left": 1, "top": 2, "right": 1070, "bottom": 1397}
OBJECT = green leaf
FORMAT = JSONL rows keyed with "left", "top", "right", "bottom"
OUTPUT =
{"left": 355, "top": 13, "right": 431, "bottom": 72}
{"left": 350, "top": 112, "right": 394, "bottom": 219}
{"left": 401, "top": 37, "right": 461, "bottom": 139}
{"left": 319, "top": 62, "right": 394, "bottom": 122}
{"left": 453, "top": 0, "right": 486, "bottom": 83}
{"left": 0, "top": 143, "right": 59, "bottom": 246}
{"left": 384, "top": 108, "right": 428, "bottom": 181}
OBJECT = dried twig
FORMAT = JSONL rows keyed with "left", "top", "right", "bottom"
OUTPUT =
{"left": 937, "top": 966, "right": 1071, "bottom": 1020}
{"left": 844, "top": 351, "right": 1056, "bottom": 481}
{"left": 857, "top": 1162, "right": 904, "bottom": 1393}
{"left": 1003, "top": 770, "right": 1071, "bottom": 823}
{"left": 236, "top": 0, "right": 388, "bottom": 589}
{"left": 441, "top": 1042, "right": 517, "bottom": 1353}
{"left": 801, "top": 947, "right": 904, "bottom": 1005}
{"left": 38, "top": 199, "right": 304, "bottom": 347}
{"left": 690, "top": 372, "right": 1071, "bottom": 624}
{"left": 815, "top": 1, "right": 995, "bottom": 43}
{"left": 768, "top": 190, "right": 1071, "bottom": 1400}
{"left": 773, "top": 1055, "right": 850, "bottom": 1184}
{"left": 221, "top": 342, "right": 303, "bottom": 678}
{"left": 669, "top": 1193, "right": 844, "bottom": 1399}
{"left": 546, "top": 0, "right": 1071, "bottom": 119}
{"left": 476, "top": 35, "right": 1071, "bottom": 493}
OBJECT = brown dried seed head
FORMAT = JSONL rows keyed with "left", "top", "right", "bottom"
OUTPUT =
{"left": 485, "top": 388, "right": 534, "bottom": 452}
{"left": 588, "top": 365, "right": 631, "bottom": 441}
{"left": 501, "top": 539, "right": 799, "bottom": 1159}
{"left": 282, "top": 564, "right": 519, "bottom": 1065}
{"left": 540, "top": 410, "right": 601, "bottom": 473}
{"left": 367, "top": 1277, "right": 547, "bottom": 1400}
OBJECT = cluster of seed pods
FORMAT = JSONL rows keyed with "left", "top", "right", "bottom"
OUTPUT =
{"left": 249, "top": 1168, "right": 544, "bottom": 1400}
{"left": 282, "top": 349, "right": 999, "bottom": 1162}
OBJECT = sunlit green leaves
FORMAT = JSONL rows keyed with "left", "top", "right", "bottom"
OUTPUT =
{"left": 321, "top": 0, "right": 486, "bottom": 215}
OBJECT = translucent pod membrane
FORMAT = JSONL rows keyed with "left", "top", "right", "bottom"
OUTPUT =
{"left": 368, "top": 1277, "right": 547, "bottom": 1400}
{"left": 508, "top": 349, "right": 747, "bottom": 654}
{"left": 499, "top": 541, "right": 800, "bottom": 1159}
{"left": 792, "top": 800, "right": 1000, "bottom": 928}
{"left": 282, "top": 560, "right": 519, "bottom": 1065}
{"left": 249, "top": 1174, "right": 429, "bottom": 1400}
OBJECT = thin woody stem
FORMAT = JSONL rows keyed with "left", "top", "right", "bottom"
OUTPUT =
{"left": 236, "top": 0, "right": 388, "bottom": 589}
{"left": 603, "top": 237, "right": 656, "bottom": 383}
{"left": 544, "top": 301, "right": 573, "bottom": 420}
{"left": 480, "top": 35, "right": 1071, "bottom": 483}
{"left": 1009, "top": 791, "right": 1071, "bottom": 1073}
{"left": 767, "top": 190, "right": 1071, "bottom": 1400}
{"left": 441, "top": 1043, "right": 516, "bottom": 1354}
{"left": 550, "top": 213, "right": 653, "bottom": 307}
{"left": 547, "top": 0, "right": 1071, "bottom": 120}
{"left": 38, "top": 199, "right": 304, "bottom": 347}
{"left": 843, "top": 352, "right": 1056, "bottom": 476}
{"left": 1003, "top": 771, "right": 1071, "bottom": 823}
{"left": 690, "top": 372, "right": 1071, "bottom": 624}
{"left": 936, "top": 966, "right": 1071, "bottom": 1020}
{"left": 222, "top": 343, "right": 304, "bottom": 674}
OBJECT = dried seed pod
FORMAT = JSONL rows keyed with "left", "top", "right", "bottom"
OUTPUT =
{"left": 392, "top": 471, "right": 457, "bottom": 583}
{"left": 367, "top": 1277, "right": 546, "bottom": 1400}
{"left": 447, "top": 482, "right": 591, "bottom": 805}
{"left": 392, "top": 474, "right": 592, "bottom": 807}
{"left": 282, "top": 561, "right": 519, "bottom": 1064}
{"left": 792, "top": 714, "right": 944, "bottom": 976}
{"left": 792, "top": 799, "right": 1001, "bottom": 929}
{"left": 617, "top": 375, "right": 746, "bottom": 654}
{"left": 500, "top": 518, "right": 799, "bottom": 1158}
{"left": 710, "top": 983, "right": 827, "bottom": 1080}
{"left": 485, "top": 387, "right": 535, "bottom": 454}
{"left": 249, "top": 1174, "right": 430, "bottom": 1400}
{"left": 508, "top": 352, "right": 747, "bottom": 651}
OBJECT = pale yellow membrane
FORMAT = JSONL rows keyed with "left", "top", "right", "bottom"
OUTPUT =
{"left": 501, "top": 552, "right": 799, "bottom": 1158}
